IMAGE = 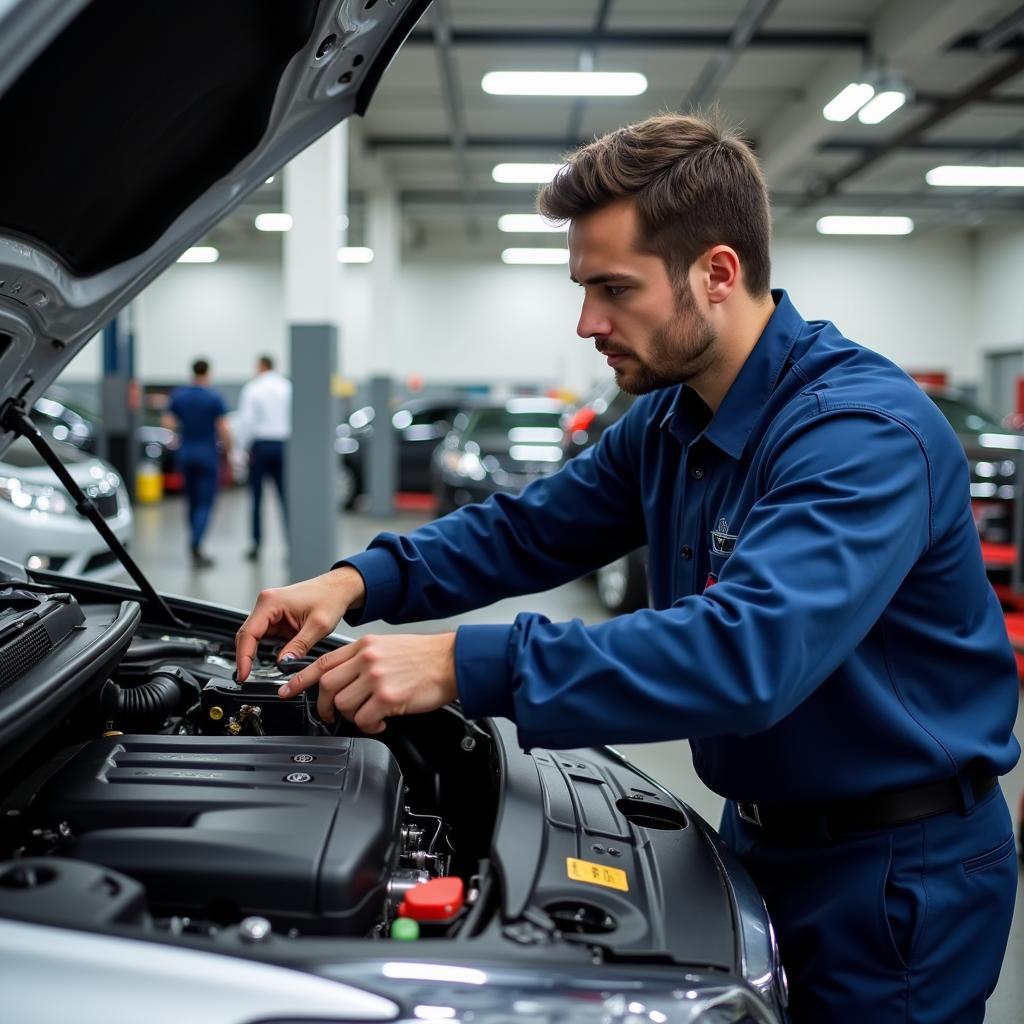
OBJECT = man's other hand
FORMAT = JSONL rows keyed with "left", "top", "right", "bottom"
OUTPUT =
{"left": 235, "top": 567, "right": 366, "bottom": 682}
{"left": 277, "top": 632, "right": 458, "bottom": 734}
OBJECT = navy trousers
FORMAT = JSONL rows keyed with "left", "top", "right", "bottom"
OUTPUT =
{"left": 249, "top": 439, "right": 287, "bottom": 547}
{"left": 179, "top": 448, "right": 219, "bottom": 550}
{"left": 720, "top": 784, "right": 1017, "bottom": 1023}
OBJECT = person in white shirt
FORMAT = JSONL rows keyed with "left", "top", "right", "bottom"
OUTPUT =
{"left": 235, "top": 355, "right": 291, "bottom": 560}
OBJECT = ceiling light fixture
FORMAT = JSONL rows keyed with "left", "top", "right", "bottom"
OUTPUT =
{"left": 498, "top": 214, "right": 565, "bottom": 233}
{"left": 254, "top": 213, "right": 293, "bottom": 232}
{"left": 857, "top": 87, "right": 907, "bottom": 124}
{"left": 492, "top": 163, "right": 565, "bottom": 184}
{"left": 926, "top": 165, "right": 1024, "bottom": 187}
{"left": 482, "top": 71, "right": 647, "bottom": 97}
{"left": 337, "top": 246, "right": 374, "bottom": 263}
{"left": 176, "top": 246, "right": 219, "bottom": 263}
{"left": 822, "top": 82, "right": 875, "bottom": 122}
{"left": 501, "top": 247, "right": 570, "bottom": 265}
{"left": 816, "top": 216, "right": 914, "bottom": 236}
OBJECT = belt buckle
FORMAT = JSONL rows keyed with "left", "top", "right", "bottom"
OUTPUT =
{"left": 737, "top": 801, "right": 763, "bottom": 827}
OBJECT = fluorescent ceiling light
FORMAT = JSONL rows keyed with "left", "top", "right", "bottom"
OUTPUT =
{"left": 816, "top": 216, "right": 914, "bottom": 236}
{"left": 264, "top": 176, "right": 275, "bottom": 184}
{"left": 255, "top": 213, "right": 293, "bottom": 232}
{"left": 177, "top": 246, "right": 219, "bottom": 263}
{"left": 482, "top": 71, "right": 647, "bottom": 97}
{"left": 337, "top": 246, "right": 374, "bottom": 263}
{"left": 498, "top": 214, "right": 565, "bottom": 233}
{"left": 822, "top": 82, "right": 875, "bottom": 122}
{"left": 926, "top": 165, "right": 1024, "bottom": 187}
{"left": 857, "top": 89, "right": 907, "bottom": 124}
{"left": 492, "top": 162, "right": 565, "bottom": 184}
{"left": 501, "top": 247, "right": 570, "bottom": 265}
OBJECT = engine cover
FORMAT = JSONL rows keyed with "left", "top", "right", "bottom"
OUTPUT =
{"left": 33, "top": 734, "right": 404, "bottom": 935}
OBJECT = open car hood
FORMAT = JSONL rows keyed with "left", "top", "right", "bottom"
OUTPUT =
{"left": 0, "top": 0, "right": 430, "bottom": 458}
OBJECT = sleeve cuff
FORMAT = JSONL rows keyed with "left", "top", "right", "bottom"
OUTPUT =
{"left": 455, "top": 624, "right": 516, "bottom": 720}
{"left": 333, "top": 547, "right": 403, "bottom": 627}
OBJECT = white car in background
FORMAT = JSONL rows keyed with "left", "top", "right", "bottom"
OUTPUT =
{"left": 0, "top": 438, "right": 131, "bottom": 579}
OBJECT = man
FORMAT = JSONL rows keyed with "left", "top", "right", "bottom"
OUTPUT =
{"left": 163, "top": 358, "right": 231, "bottom": 568}
{"left": 235, "top": 354, "right": 291, "bottom": 560}
{"left": 235, "top": 114, "right": 1020, "bottom": 1022}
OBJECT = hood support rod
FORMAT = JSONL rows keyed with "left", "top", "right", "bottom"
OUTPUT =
{"left": 0, "top": 400, "right": 189, "bottom": 629}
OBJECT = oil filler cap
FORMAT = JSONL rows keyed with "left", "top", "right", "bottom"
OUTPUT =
{"left": 397, "top": 876, "right": 464, "bottom": 922}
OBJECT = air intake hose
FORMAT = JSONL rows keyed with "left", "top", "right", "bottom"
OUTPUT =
{"left": 100, "top": 666, "right": 200, "bottom": 729}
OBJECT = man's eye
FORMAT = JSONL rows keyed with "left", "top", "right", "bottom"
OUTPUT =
{"left": 606, "top": 285, "right": 628, "bottom": 297}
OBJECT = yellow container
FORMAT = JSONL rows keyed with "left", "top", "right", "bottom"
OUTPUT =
{"left": 135, "top": 461, "right": 164, "bottom": 504}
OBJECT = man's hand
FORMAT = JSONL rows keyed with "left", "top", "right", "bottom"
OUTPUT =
{"left": 278, "top": 632, "right": 458, "bottom": 734}
{"left": 235, "top": 567, "right": 366, "bottom": 682}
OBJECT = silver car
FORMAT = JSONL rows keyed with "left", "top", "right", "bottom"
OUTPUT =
{"left": 0, "top": 3, "right": 787, "bottom": 1022}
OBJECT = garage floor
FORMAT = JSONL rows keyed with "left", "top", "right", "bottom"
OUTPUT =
{"left": 127, "top": 488, "right": 1024, "bottom": 1020}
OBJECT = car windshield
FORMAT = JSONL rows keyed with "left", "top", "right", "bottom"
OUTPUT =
{"left": 929, "top": 394, "right": 1006, "bottom": 435}
{"left": 466, "top": 407, "right": 563, "bottom": 437}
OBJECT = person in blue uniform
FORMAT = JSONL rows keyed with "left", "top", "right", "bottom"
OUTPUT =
{"left": 235, "top": 114, "right": 1020, "bottom": 1023}
{"left": 163, "top": 358, "right": 232, "bottom": 568}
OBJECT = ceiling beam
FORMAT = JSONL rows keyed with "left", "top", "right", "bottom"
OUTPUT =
{"left": 683, "top": 0, "right": 783, "bottom": 111}
{"left": 404, "top": 28, "right": 868, "bottom": 50}
{"left": 821, "top": 137, "right": 1024, "bottom": 153}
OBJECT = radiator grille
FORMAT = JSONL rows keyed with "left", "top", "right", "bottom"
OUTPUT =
{"left": 0, "top": 623, "right": 53, "bottom": 690}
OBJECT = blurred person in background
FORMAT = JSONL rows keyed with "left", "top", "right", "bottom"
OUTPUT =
{"left": 162, "top": 358, "right": 231, "bottom": 569}
{"left": 235, "top": 354, "right": 291, "bottom": 560}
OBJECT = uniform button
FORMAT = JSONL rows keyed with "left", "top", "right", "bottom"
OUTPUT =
{"left": 691, "top": 466, "right": 704, "bottom": 479}
{"left": 679, "top": 545, "right": 693, "bottom": 560}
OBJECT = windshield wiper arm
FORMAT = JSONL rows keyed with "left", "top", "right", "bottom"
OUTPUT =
{"left": 0, "top": 400, "right": 189, "bottom": 629}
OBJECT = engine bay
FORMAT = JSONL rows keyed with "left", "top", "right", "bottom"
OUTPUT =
{"left": 0, "top": 590, "right": 498, "bottom": 946}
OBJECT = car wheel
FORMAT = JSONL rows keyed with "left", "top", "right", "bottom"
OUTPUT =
{"left": 338, "top": 462, "right": 359, "bottom": 510}
{"left": 596, "top": 551, "right": 647, "bottom": 614}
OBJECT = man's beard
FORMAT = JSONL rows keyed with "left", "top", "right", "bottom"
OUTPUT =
{"left": 614, "top": 283, "right": 717, "bottom": 396}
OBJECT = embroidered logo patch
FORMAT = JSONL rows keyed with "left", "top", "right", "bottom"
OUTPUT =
{"left": 711, "top": 516, "right": 738, "bottom": 555}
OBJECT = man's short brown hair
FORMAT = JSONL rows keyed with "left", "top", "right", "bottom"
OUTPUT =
{"left": 537, "top": 112, "right": 771, "bottom": 296}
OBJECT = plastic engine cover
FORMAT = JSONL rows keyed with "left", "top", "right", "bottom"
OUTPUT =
{"left": 33, "top": 734, "right": 404, "bottom": 934}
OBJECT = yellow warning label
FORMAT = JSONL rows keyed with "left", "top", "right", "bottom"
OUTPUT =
{"left": 566, "top": 857, "right": 629, "bottom": 892}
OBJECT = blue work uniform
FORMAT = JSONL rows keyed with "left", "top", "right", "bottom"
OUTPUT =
{"left": 168, "top": 385, "right": 226, "bottom": 550}
{"left": 341, "top": 290, "right": 1020, "bottom": 1022}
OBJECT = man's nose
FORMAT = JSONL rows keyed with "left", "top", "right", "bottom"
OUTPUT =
{"left": 577, "top": 298, "right": 611, "bottom": 340}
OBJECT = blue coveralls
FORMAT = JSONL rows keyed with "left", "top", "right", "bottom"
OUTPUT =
{"left": 342, "top": 291, "right": 1020, "bottom": 1022}
{"left": 168, "top": 385, "right": 227, "bottom": 551}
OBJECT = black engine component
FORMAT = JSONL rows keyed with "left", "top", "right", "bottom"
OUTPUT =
{"left": 200, "top": 657, "right": 311, "bottom": 735}
{"left": 32, "top": 734, "right": 405, "bottom": 935}
{"left": 100, "top": 666, "right": 201, "bottom": 730}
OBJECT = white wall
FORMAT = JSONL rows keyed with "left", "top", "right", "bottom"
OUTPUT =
{"left": 121, "top": 228, "right": 1011, "bottom": 392}
{"left": 973, "top": 228, "right": 1024, "bottom": 360}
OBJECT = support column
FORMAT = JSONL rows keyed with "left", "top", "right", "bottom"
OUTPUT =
{"left": 100, "top": 304, "right": 138, "bottom": 495}
{"left": 366, "top": 188, "right": 401, "bottom": 517}
{"left": 284, "top": 124, "right": 346, "bottom": 582}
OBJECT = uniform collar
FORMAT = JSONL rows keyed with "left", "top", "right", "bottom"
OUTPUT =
{"left": 660, "top": 288, "right": 804, "bottom": 458}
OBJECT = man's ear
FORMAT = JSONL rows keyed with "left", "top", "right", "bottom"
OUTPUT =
{"left": 696, "top": 245, "right": 740, "bottom": 305}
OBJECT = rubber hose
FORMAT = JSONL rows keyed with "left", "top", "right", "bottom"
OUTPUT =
{"left": 101, "top": 672, "right": 185, "bottom": 727}
{"left": 123, "top": 637, "right": 210, "bottom": 662}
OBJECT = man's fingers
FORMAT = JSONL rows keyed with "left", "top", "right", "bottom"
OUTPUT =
{"left": 277, "top": 611, "right": 337, "bottom": 664}
{"left": 353, "top": 696, "right": 388, "bottom": 735}
{"left": 280, "top": 642, "right": 359, "bottom": 699}
{"left": 333, "top": 677, "right": 373, "bottom": 720}
{"left": 317, "top": 657, "right": 363, "bottom": 723}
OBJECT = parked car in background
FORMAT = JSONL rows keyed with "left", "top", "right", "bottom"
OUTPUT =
{"left": 335, "top": 393, "right": 471, "bottom": 507}
{"left": 0, "top": 437, "right": 132, "bottom": 579}
{"left": 432, "top": 397, "right": 566, "bottom": 512}
{"left": 921, "top": 385, "right": 1023, "bottom": 545}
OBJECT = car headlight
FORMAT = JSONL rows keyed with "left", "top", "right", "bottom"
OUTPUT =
{"left": 438, "top": 450, "right": 488, "bottom": 480}
{"left": 0, "top": 476, "right": 73, "bottom": 515}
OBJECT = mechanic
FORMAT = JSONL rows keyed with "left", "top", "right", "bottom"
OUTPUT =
{"left": 163, "top": 358, "right": 232, "bottom": 569}
{"left": 235, "top": 113, "right": 1020, "bottom": 1023}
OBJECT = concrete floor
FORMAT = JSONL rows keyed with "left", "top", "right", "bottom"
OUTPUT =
{"left": 126, "top": 488, "right": 1023, "bottom": 1020}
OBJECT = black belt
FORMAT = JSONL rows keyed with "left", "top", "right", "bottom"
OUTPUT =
{"left": 737, "top": 767, "right": 998, "bottom": 843}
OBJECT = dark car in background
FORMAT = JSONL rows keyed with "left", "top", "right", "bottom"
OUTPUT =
{"left": 335, "top": 393, "right": 470, "bottom": 507}
{"left": 432, "top": 397, "right": 566, "bottom": 512}
{"left": 922, "top": 385, "right": 1023, "bottom": 545}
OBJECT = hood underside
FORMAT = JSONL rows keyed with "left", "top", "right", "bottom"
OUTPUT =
{"left": 0, "top": 0, "right": 429, "bottom": 457}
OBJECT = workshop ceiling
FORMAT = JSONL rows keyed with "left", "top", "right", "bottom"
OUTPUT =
{"left": 211, "top": 0, "right": 1024, "bottom": 261}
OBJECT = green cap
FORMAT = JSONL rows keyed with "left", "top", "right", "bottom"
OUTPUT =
{"left": 391, "top": 917, "right": 420, "bottom": 941}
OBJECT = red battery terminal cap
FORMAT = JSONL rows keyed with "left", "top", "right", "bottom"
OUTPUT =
{"left": 398, "top": 876, "right": 465, "bottom": 921}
